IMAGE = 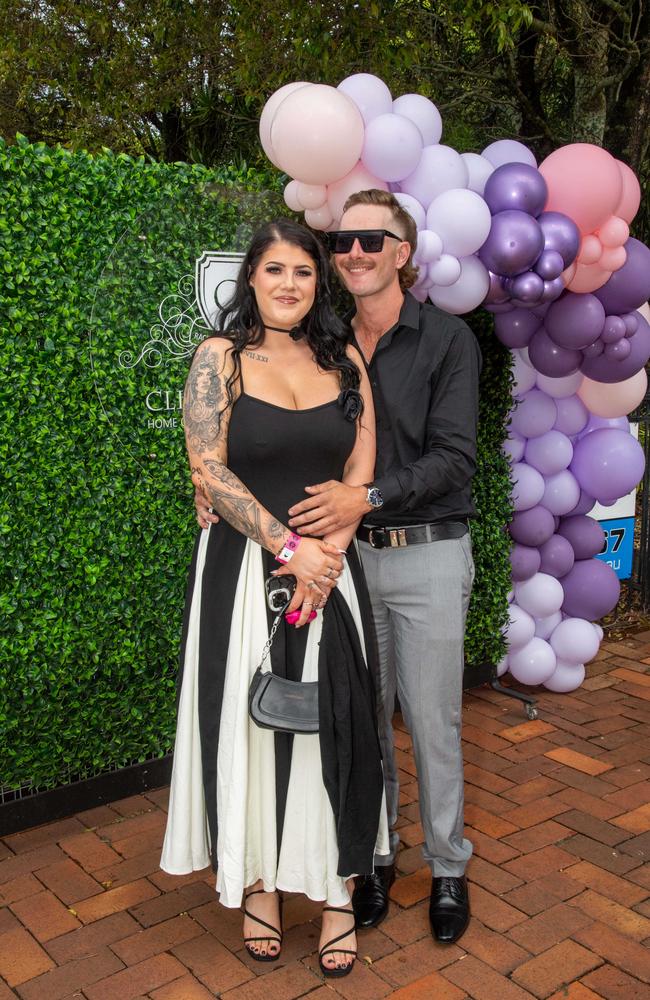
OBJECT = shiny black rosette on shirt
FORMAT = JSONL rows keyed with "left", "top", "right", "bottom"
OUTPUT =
{"left": 338, "top": 388, "right": 363, "bottom": 422}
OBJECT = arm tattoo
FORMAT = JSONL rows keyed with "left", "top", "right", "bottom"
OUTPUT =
{"left": 183, "top": 349, "right": 225, "bottom": 455}
{"left": 199, "top": 462, "right": 287, "bottom": 551}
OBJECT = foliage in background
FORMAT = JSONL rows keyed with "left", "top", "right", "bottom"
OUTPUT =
{"left": 0, "top": 139, "right": 510, "bottom": 792}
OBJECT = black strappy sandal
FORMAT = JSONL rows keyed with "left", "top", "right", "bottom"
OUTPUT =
{"left": 318, "top": 905, "right": 357, "bottom": 978}
{"left": 243, "top": 888, "right": 283, "bottom": 962}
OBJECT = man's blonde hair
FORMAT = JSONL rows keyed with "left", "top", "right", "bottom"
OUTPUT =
{"left": 342, "top": 189, "right": 419, "bottom": 291}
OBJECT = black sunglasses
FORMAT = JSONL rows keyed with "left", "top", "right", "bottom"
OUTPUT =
{"left": 326, "top": 229, "right": 404, "bottom": 254}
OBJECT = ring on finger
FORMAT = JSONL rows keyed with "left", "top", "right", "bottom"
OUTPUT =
{"left": 307, "top": 580, "right": 317, "bottom": 589}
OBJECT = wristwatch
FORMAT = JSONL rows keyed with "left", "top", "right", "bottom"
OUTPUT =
{"left": 365, "top": 484, "right": 384, "bottom": 510}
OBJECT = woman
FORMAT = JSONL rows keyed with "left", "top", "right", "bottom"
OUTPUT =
{"left": 161, "top": 219, "right": 388, "bottom": 977}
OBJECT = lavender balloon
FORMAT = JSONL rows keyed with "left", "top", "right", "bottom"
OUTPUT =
{"left": 495, "top": 309, "right": 540, "bottom": 348}
{"left": 525, "top": 430, "right": 573, "bottom": 475}
{"left": 510, "top": 544, "right": 542, "bottom": 581}
{"left": 479, "top": 211, "right": 544, "bottom": 277}
{"left": 553, "top": 395, "right": 589, "bottom": 436}
{"left": 605, "top": 339, "right": 631, "bottom": 361}
{"left": 557, "top": 515, "right": 605, "bottom": 558}
{"left": 510, "top": 271, "right": 544, "bottom": 304}
{"left": 512, "top": 352, "right": 537, "bottom": 396}
{"left": 561, "top": 559, "right": 620, "bottom": 620}
{"left": 510, "top": 388, "right": 557, "bottom": 438}
{"left": 545, "top": 293, "right": 606, "bottom": 350}
{"left": 503, "top": 431, "right": 526, "bottom": 463}
{"left": 541, "top": 469, "right": 581, "bottom": 516}
{"left": 505, "top": 603, "right": 536, "bottom": 648}
{"left": 509, "top": 637, "right": 557, "bottom": 685}
{"left": 544, "top": 660, "right": 586, "bottom": 692}
{"left": 568, "top": 490, "right": 597, "bottom": 516}
{"left": 571, "top": 428, "right": 645, "bottom": 503}
{"left": 541, "top": 277, "right": 565, "bottom": 303}
{"left": 602, "top": 316, "right": 626, "bottom": 343}
{"left": 511, "top": 462, "right": 546, "bottom": 511}
{"left": 537, "top": 211, "right": 580, "bottom": 267}
{"left": 535, "top": 610, "right": 562, "bottom": 640}
{"left": 483, "top": 163, "right": 548, "bottom": 217}
{"left": 580, "top": 314, "right": 650, "bottom": 383}
{"left": 595, "top": 238, "right": 650, "bottom": 314}
{"left": 579, "top": 414, "right": 630, "bottom": 437}
{"left": 515, "top": 572, "right": 564, "bottom": 617}
{"left": 529, "top": 328, "right": 582, "bottom": 378}
{"left": 509, "top": 505, "right": 556, "bottom": 547}
{"left": 538, "top": 534, "right": 575, "bottom": 578}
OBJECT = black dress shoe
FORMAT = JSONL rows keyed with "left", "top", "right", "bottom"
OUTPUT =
{"left": 352, "top": 863, "right": 395, "bottom": 928}
{"left": 429, "top": 876, "right": 469, "bottom": 943}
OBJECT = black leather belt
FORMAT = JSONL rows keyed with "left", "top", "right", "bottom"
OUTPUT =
{"left": 357, "top": 520, "right": 468, "bottom": 549}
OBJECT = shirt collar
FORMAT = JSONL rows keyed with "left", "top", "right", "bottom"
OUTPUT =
{"left": 345, "top": 290, "right": 420, "bottom": 336}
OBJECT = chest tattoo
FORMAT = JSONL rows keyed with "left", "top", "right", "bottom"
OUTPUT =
{"left": 243, "top": 350, "right": 269, "bottom": 363}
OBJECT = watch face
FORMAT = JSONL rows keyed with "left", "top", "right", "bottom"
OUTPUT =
{"left": 368, "top": 487, "right": 383, "bottom": 509}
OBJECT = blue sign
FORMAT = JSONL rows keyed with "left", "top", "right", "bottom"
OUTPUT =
{"left": 596, "top": 517, "right": 634, "bottom": 580}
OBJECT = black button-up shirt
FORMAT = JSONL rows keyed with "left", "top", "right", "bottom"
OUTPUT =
{"left": 351, "top": 292, "right": 482, "bottom": 528}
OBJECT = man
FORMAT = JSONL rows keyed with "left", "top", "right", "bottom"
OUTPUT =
{"left": 196, "top": 190, "right": 481, "bottom": 944}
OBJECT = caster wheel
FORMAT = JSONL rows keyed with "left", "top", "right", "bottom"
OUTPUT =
{"left": 526, "top": 705, "right": 538, "bottom": 720}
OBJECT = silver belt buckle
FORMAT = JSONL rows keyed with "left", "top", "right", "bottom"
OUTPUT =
{"left": 388, "top": 528, "right": 408, "bottom": 547}
{"left": 368, "top": 528, "right": 384, "bottom": 548}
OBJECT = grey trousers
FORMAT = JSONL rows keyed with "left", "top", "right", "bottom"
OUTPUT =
{"left": 358, "top": 532, "right": 474, "bottom": 876}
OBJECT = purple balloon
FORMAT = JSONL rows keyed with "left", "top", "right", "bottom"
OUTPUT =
{"left": 545, "top": 293, "right": 606, "bottom": 350}
{"left": 538, "top": 211, "right": 580, "bottom": 266}
{"left": 581, "top": 313, "right": 650, "bottom": 383}
{"left": 511, "top": 461, "right": 546, "bottom": 511}
{"left": 604, "top": 339, "right": 631, "bottom": 361}
{"left": 579, "top": 414, "right": 630, "bottom": 437}
{"left": 553, "top": 394, "right": 589, "bottom": 436}
{"left": 509, "top": 505, "right": 556, "bottom": 547}
{"left": 571, "top": 428, "right": 645, "bottom": 503}
{"left": 503, "top": 430, "right": 526, "bottom": 463}
{"left": 535, "top": 249, "right": 565, "bottom": 281}
{"left": 494, "top": 308, "right": 540, "bottom": 348}
{"left": 582, "top": 338, "right": 604, "bottom": 359}
{"left": 557, "top": 515, "right": 605, "bottom": 559}
{"left": 525, "top": 430, "right": 573, "bottom": 475}
{"left": 539, "top": 534, "right": 575, "bottom": 578}
{"left": 541, "top": 469, "right": 581, "bottom": 516}
{"left": 623, "top": 312, "right": 638, "bottom": 336}
{"left": 528, "top": 328, "right": 582, "bottom": 378}
{"left": 568, "top": 489, "right": 596, "bottom": 516}
{"left": 485, "top": 302, "right": 515, "bottom": 314}
{"left": 510, "top": 543, "right": 542, "bottom": 581}
{"left": 595, "top": 238, "right": 650, "bottom": 314}
{"left": 561, "top": 559, "right": 621, "bottom": 620}
{"left": 510, "top": 388, "right": 557, "bottom": 438}
{"left": 480, "top": 210, "right": 544, "bottom": 277}
{"left": 602, "top": 316, "right": 626, "bottom": 343}
{"left": 511, "top": 271, "right": 544, "bottom": 303}
{"left": 485, "top": 271, "right": 510, "bottom": 304}
{"left": 484, "top": 163, "right": 548, "bottom": 217}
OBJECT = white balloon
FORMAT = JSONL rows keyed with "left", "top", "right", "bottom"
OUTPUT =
{"left": 392, "top": 93, "right": 442, "bottom": 144}
{"left": 550, "top": 617, "right": 600, "bottom": 664}
{"left": 535, "top": 610, "right": 563, "bottom": 640}
{"left": 426, "top": 188, "right": 492, "bottom": 257}
{"left": 413, "top": 229, "right": 443, "bottom": 264}
{"left": 536, "top": 371, "right": 584, "bottom": 399}
{"left": 515, "top": 572, "right": 564, "bottom": 618}
{"left": 394, "top": 192, "right": 426, "bottom": 231}
{"left": 429, "top": 255, "right": 490, "bottom": 314}
{"left": 428, "top": 254, "right": 461, "bottom": 286}
{"left": 401, "top": 145, "right": 469, "bottom": 207}
{"left": 509, "top": 637, "right": 557, "bottom": 685}
{"left": 543, "top": 659, "right": 585, "bottom": 692}
{"left": 505, "top": 603, "right": 536, "bottom": 650}
{"left": 461, "top": 152, "right": 495, "bottom": 195}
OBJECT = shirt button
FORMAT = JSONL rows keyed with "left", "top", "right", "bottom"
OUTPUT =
{"left": 371, "top": 381, "right": 377, "bottom": 388}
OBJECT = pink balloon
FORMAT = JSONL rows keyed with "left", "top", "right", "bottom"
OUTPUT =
{"left": 337, "top": 73, "right": 393, "bottom": 125}
{"left": 543, "top": 659, "right": 585, "bottom": 692}
{"left": 539, "top": 144, "right": 622, "bottom": 236}
{"left": 598, "top": 216, "right": 629, "bottom": 248}
{"left": 327, "top": 162, "right": 389, "bottom": 222}
{"left": 296, "top": 183, "right": 328, "bottom": 210}
{"left": 361, "top": 113, "right": 424, "bottom": 182}
{"left": 260, "top": 82, "right": 311, "bottom": 166}
{"left": 578, "top": 235, "right": 602, "bottom": 265}
{"left": 615, "top": 160, "right": 641, "bottom": 223}
{"left": 270, "top": 85, "right": 364, "bottom": 185}
{"left": 577, "top": 369, "right": 647, "bottom": 418}
{"left": 392, "top": 94, "right": 442, "bottom": 145}
{"left": 566, "top": 262, "right": 612, "bottom": 294}
{"left": 599, "top": 245, "right": 627, "bottom": 271}
{"left": 304, "top": 205, "right": 334, "bottom": 231}
{"left": 283, "top": 180, "right": 303, "bottom": 212}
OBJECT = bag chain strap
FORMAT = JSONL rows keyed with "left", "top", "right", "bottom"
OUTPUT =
{"left": 255, "top": 601, "right": 290, "bottom": 674}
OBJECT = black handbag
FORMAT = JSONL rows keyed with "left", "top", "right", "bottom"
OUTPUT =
{"left": 247, "top": 577, "right": 319, "bottom": 735}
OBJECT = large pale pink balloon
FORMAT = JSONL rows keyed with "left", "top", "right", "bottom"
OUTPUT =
{"left": 392, "top": 93, "right": 442, "bottom": 144}
{"left": 260, "top": 82, "right": 311, "bottom": 167}
{"left": 337, "top": 73, "right": 393, "bottom": 124}
{"left": 615, "top": 160, "right": 641, "bottom": 224}
{"left": 539, "top": 144, "right": 623, "bottom": 236}
{"left": 270, "top": 85, "right": 364, "bottom": 185}
{"left": 327, "top": 162, "right": 389, "bottom": 223}
{"left": 577, "top": 369, "right": 647, "bottom": 418}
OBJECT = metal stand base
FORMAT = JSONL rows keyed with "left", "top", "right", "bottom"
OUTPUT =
{"left": 490, "top": 679, "right": 538, "bottom": 719}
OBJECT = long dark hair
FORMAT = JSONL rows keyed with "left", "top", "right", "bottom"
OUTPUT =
{"left": 214, "top": 219, "right": 361, "bottom": 409}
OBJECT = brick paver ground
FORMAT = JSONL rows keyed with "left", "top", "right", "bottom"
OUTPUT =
{"left": 2, "top": 632, "right": 650, "bottom": 999}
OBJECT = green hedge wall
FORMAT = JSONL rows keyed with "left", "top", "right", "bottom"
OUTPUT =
{"left": 0, "top": 138, "right": 511, "bottom": 792}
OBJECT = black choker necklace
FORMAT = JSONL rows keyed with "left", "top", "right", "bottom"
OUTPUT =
{"left": 264, "top": 323, "right": 304, "bottom": 341}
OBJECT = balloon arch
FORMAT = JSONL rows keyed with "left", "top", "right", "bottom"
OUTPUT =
{"left": 259, "top": 73, "right": 650, "bottom": 694}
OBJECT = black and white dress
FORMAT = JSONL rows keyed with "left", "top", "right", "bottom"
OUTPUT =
{"left": 161, "top": 387, "right": 388, "bottom": 907}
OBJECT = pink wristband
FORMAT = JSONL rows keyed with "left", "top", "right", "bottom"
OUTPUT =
{"left": 275, "top": 532, "right": 302, "bottom": 564}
